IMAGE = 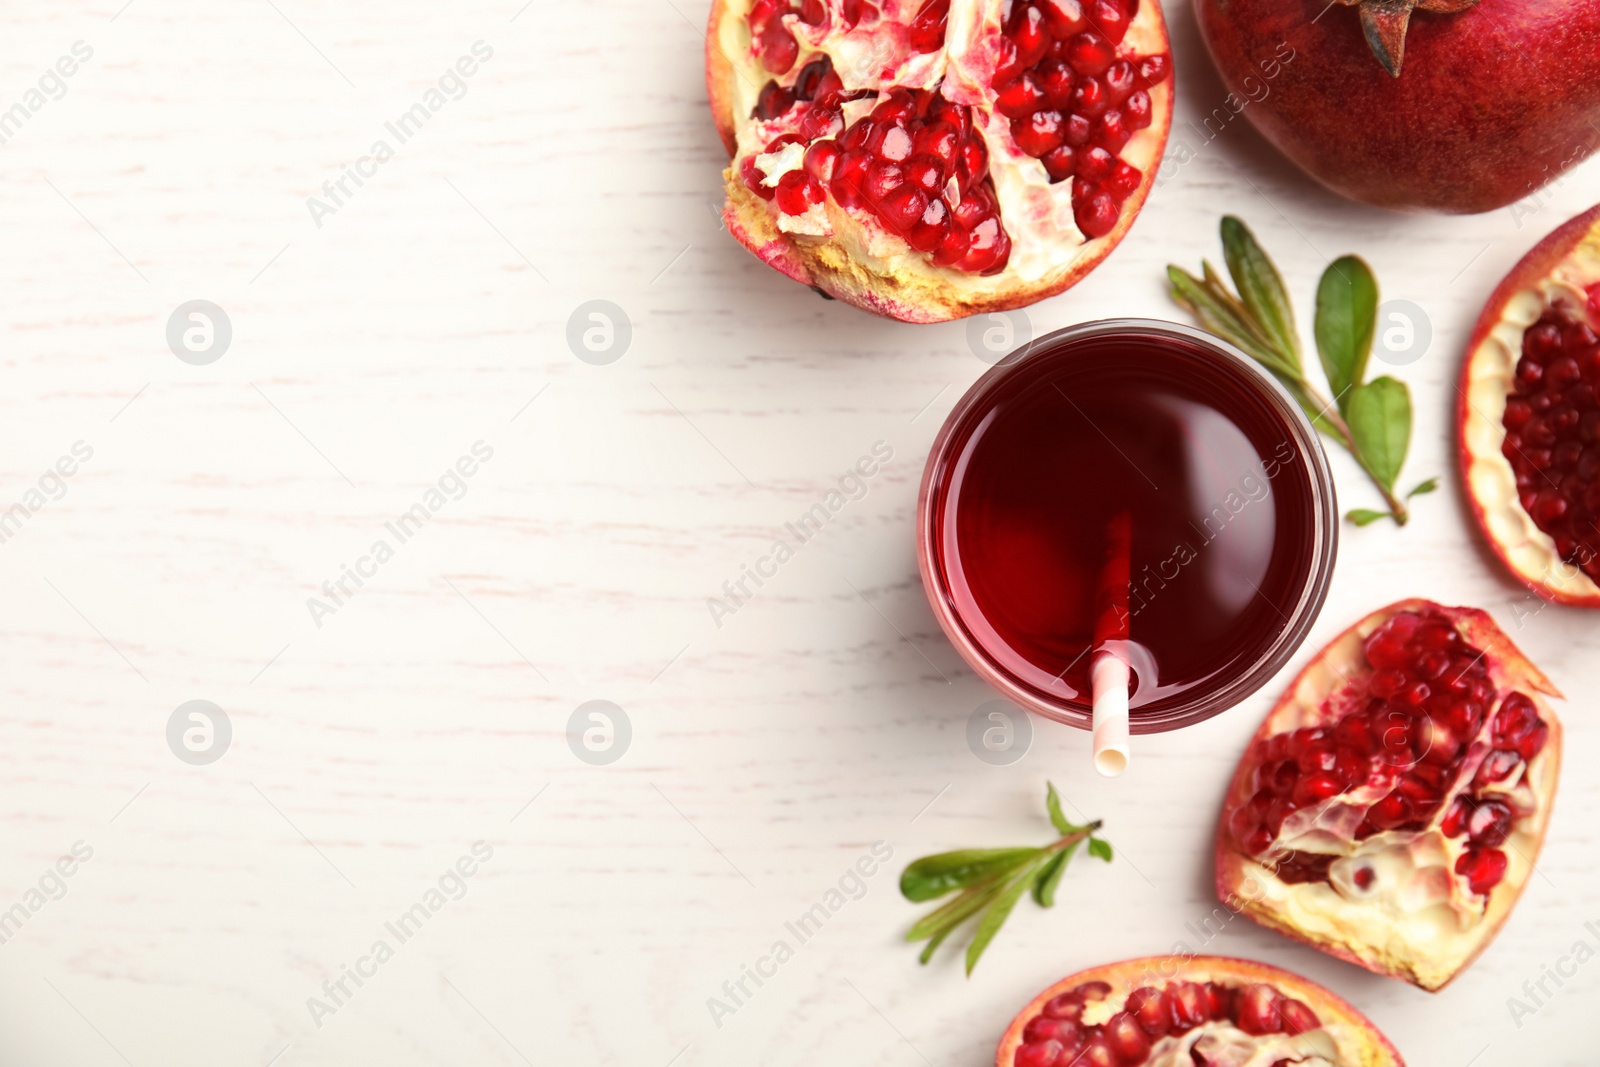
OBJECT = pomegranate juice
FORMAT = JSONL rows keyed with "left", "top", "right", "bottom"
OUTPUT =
{"left": 921, "top": 323, "right": 1336, "bottom": 729}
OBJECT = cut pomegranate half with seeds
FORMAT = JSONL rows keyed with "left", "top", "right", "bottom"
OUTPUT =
{"left": 706, "top": 0, "right": 1174, "bottom": 322}
{"left": 1460, "top": 202, "right": 1600, "bottom": 606}
{"left": 997, "top": 956, "right": 1404, "bottom": 1067}
{"left": 1216, "top": 599, "right": 1563, "bottom": 992}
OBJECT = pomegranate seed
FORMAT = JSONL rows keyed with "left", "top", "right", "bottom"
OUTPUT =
{"left": 1073, "top": 187, "right": 1118, "bottom": 238}
{"left": 1103, "top": 1011, "right": 1149, "bottom": 1062}
{"left": 904, "top": 154, "right": 946, "bottom": 192}
{"left": 991, "top": 37, "right": 1024, "bottom": 87}
{"left": 1063, "top": 112, "right": 1094, "bottom": 147}
{"left": 951, "top": 187, "right": 993, "bottom": 228}
{"left": 909, "top": 0, "right": 949, "bottom": 52}
{"left": 1102, "top": 59, "right": 1135, "bottom": 102}
{"left": 1135, "top": 53, "right": 1170, "bottom": 87}
{"left": 912, "top": 122, "right": 960, "bottom": 165}
{"left": 1039, "top": 0, "right": 1088, "bottom": 36}
{"left": 753, "top": 80, "right": 796, "bottom": 120}
{"left": 774, "top": 170, "right": 824, "bottom": 215}
{"left": 1010, "top": 4, "right": 1053, "bottom": 69}
{"left": 1075, "top": 1038, "right": 1116, "bottom": 1067}
{"left": 1041, "top": 992, "right": 1085, "bottom": 1020}
{"left": 865, "top": 160, "right": 906, "bottom": 202}
{"left": 1042, "top": 145, "right": 1076, "bottom": 181}
{"left": 741, "top": 157, "right": 775, "bottom": 199}
{"left": 1353, "top": 865, "right": 1375, "bottom": 890}
{"left": 1467, "top": 797, "right": 1514, "bottom": 846}
{"left": 907, "top": 196, "right": 950, "bottom": 252}
{"left": 1203, "top": 982, "right": 1233, "bottom": 1019}
{"left": 1024, "top": 1015, "right": 1079, "bottom": 1043}
{"left": 1088, "top": 0, "right": 1129, "bottom": 42}
{"left": 1073, "top": 76, "right": 1109, "bottom": 118}
{"left": 1011, "top": 110, "right": 1067, "bottom": 156}
{"left": 1476, "top": 748, "right": 1522, "bottom": 785}
{"left": 1077, "top": 145, "right": 1114, "bottom": 182}
{"left": 1279, "top": 999, "right": 1320, "bottom": 1034}
{"left": 793, "top": 57, "right": 831, "bottom": 100}
{"left": 1072, "top": 981, "right": 1112, "bottom": 1000}
{"left": 1125, "top": 987, "right": 1171, "bottom": 1037}
{"left": 759, "top": 19, "right": 799, "bottom": 73}
{"left": 871, "top": 93, "right": 915, "bottom": 124}
{"left": 829, "top": 149, "right": 870, "bottom": 208}
{"left": 1441, "top": 795, "right": 1471, "bottom": 837}
{"left": 1367, "top": 790, "right": 1412, "bottom": 830}
{"left": 803, "top": 140, "right": 840, "bottom": 182}
{"left": 1456, "top": 846, "right": 1508, "bottom": 894}
{"left": 1168, "top": 982, "right": 1208, "bottom": 1032}
{"left": 1235, "top": 985, "right": 1283, "bottom": 1035}
{"left": 1066, "top": 32, "right": 1114, "bottom": 75}
{"left": 1292, "top": 771, "right": 1342, "bottom": 806}
{"left": 1015, "top": 1039, "right": 1064, "bottom": 1067}
{"left": 1038, "top": 60, "right": 1076, "bottom": 107}
{"left": 996, "top": 72, "right": 1047, "bottom": 119}
{"left": 957, "top": 138, "right": 989, "bottom": 188}
{"left": 1098, "top": 110, "right": 1131, "bottom": 153}
{"left": 799, "top": 0, "right": 827, "bottom": 23}
{"left": 1123, "top": 89, "right": 1152, "bottom": 130}
{"left": 959, "top": 216, "right": 1011, "bottom": 274}
{"left": 877, "top": 185, "right": 928, "bottom": 231}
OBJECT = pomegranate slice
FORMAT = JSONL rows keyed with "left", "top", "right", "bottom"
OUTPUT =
{"left": 1216, "top": 599, "right": 1563, "bottom": 992}
{"left": 1195, "top": 0, "right": 1600, "bottom": 213}
{"left": 1460, "top": 203, "right": 1600, "bottom": 606}
{"left": 706, "top": 0, "right": 1174, "bottom": 322}
{"left": 998, "top": 956, "right": 1404, "bottom": 1067}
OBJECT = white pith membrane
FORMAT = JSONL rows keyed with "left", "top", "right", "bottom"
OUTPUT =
{"left": 1462, "top": 224, "right": 1600, "bottom": 604}
{"left": 1001, "top": 958, "right": 1400, "bottom": 1067}
{"left": 710, "top": 0, "right": 1172, "bottom": 321}
{"left": 1216, "top": 601, "right": 1563, "bottom": 992}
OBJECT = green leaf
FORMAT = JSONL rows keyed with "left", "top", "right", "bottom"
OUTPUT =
{"left": 1345, "top": 376, "right": 1412, "bottom": 491}
{"left": 1407, "top": 477, "right": 1440, "bottom": 499}
{"left": 900, "top": 848, "right": 1040, "bottom": 903}
{"left": 1346, "top": 508, "right": 1393, "bottom": 527}
{"left": 1030, "top": 846, "right": 1075, "bottom": 908}
{"left": 918, "top": 923, "right": 955, "bottom": 965}
{"left": 965, "top": 863, "right": 1040, "bottom": 974}
{"left": 1044, "top": 782, "right": 1072, "bottom": 836}
{"left": 1221, "top": 216, "right": 1301, "bottom": 371}
{"left": 905, "top": 879, "right": 1002, "bottom": 943}
{"left": 1313, "top": 255, "right": 1379, "bottom": 414}
{"left": 1167, "top": 268, "right": 1301, "bottom": 382}
{"left": 1087, "top": 837, "right": 1113, "bottom": 863}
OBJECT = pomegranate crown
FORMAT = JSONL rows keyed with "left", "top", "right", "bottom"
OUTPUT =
{"left": 1334, "top": 0, "right": 1478, "bottom": 77}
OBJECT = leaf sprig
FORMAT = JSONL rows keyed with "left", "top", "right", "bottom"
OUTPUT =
{"left": 1168, "top": 217, "right": 1437, "bottom": 527}
{"left": 900, "top": 784, "right": 1111, "bottom": 975}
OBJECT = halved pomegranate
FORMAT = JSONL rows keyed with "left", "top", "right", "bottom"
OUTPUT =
{"left": 1216, "top": 599, "right": 1563, "bottom": 992}
{"left": 706, "top": 0, "right": 1173, "bottom": 322}
{"left": 998, "top": 955, "right": 1403, "bottom": 1067}
{"left": 1460, "top": 203, "right": 1600, "bottom": 606}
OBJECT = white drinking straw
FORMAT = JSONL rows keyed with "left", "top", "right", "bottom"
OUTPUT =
{"left": 1092, "top": 511, "right": 1132, "bottom": 777}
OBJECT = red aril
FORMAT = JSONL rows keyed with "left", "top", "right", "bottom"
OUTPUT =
{"left": 997, "top": 957, "right": 1404, "bottom": 1067}
{"left": 706, "top": 0, "right": 1173, "bottom": 322}
{"left": 1216, "top": 599, "right": 1564, "bottom": 991}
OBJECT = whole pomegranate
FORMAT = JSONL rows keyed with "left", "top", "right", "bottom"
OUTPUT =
{"left": 1460, "top": 203, "right": 1600, "bottom": 605}
{"left": 1217, "top": 599, "right": 1562, "bottom": 992}
{"left": 706, "top": 0, "right": 1174, "bottom": 322}
{"left": 999, "top": 955, "right": 1404, "bottom": 1067}
{"left": 1195, "top": 0, "right": 1600, "bottom": 213}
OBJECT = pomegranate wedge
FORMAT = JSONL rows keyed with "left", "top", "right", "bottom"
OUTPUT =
{"left": 999, "top": 955, "right": 1404, "bottom": 1067}
{"left": 1216, "top": 599, "right": 1562, "bottom": 991}
{"left": 706, "top": 0, "right": 1174, "bottom": 322}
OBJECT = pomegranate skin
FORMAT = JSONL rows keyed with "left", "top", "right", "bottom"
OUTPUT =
{"left": 1195, "top": 0, "right": 1600, "bottom": 213}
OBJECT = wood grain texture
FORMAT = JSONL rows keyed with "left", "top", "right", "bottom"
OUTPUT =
{"left": 0, "top": 1, "right": 1594, "bottom": 1065}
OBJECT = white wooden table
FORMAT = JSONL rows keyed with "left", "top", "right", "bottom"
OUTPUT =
{"left": 0, "top": 2, "right": 1594, "bottom": 1064}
